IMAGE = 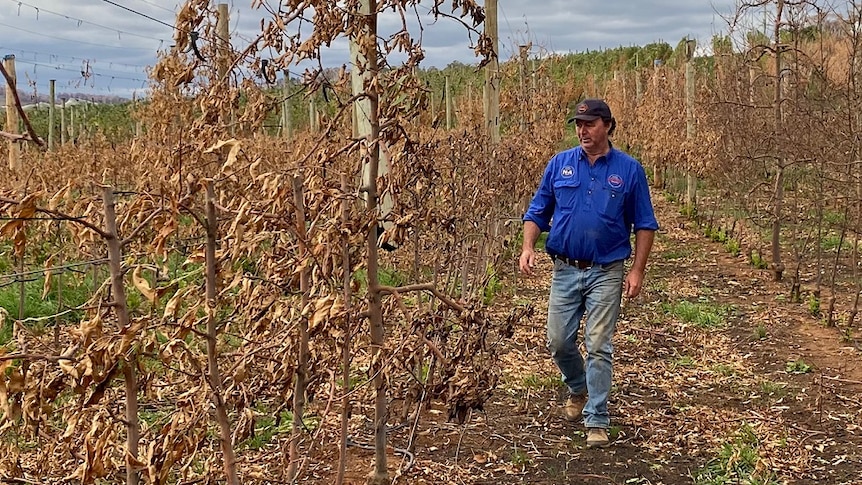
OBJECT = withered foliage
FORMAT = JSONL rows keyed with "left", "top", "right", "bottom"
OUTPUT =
{"left": 0, "top": 1, "right": 570, "bottom": 483}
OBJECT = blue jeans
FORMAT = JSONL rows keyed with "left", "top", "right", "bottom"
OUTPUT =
{"left": 547, "top": 259, "right": 624, "bottom": 428}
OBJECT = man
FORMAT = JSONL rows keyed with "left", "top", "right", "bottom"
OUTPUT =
{"left": 519, "top": 98, "right": 658, "bottom": 448}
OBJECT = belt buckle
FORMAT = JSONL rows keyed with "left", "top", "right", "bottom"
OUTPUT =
{"left": 555, "top": 255, "right": 592, "bottom": 270}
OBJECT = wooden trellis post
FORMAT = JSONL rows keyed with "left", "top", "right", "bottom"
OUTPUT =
{"left": 445, "top": 76, "right": 453, "bottom": 129}
{"left": 48, "top": 79, "right": 56, "bottom": 150}
{"left": 685, "top": 38, "right": 697, "bottom": 208}
{"left": 484, "top": 0, "right": 500, "bottom": 144}
{"left": 61, "top": 99, "right": 67, "bottom": 146}
{"left": 282, "top": 72, "right": 293, "bottom": 139}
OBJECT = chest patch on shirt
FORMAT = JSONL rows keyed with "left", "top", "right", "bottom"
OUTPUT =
{"left": 608, "top": 174, "right": 624, "bottom": 189}
{"left": 561, "top": 165, "right": 575, "bottom": 178}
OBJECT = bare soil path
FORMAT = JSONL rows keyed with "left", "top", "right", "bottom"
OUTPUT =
{"left": 346, "top": 192, "right": 862, "bottom": 484}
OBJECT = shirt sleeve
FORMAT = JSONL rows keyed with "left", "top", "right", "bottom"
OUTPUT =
{"left": 627, "top": 163, "right": 659, "bottom": 232}
{"left": 523, "top": 158, "right": 556, "bottom": 232}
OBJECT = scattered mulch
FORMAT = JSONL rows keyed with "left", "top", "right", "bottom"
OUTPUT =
{"left": 261, "top": 190, "right": 862, "bottom": 485}
{"left": 332, "top": 191, "right": 862, "bottom": 485}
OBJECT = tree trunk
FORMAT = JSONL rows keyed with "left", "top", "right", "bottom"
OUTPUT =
{"left": 770, "top": 0, "right": 786, "bottom": 282}
{"left": 287, "top": 175, "right": 310, "bottom": 481}
{"left": 205, "top": 182, "right": 240, "bottom": 485}
{"left": 336, "top": 174, "right": 353, "bottom": 485}
{"left": 102, "top": 187, "right": 140, "bottom": 485}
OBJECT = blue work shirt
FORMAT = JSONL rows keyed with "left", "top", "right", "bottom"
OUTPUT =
{"left": 523, "top": 145, "right": 659, "bottom": 264}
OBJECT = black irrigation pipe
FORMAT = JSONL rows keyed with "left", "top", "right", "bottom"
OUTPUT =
{"left": 0, "top": 277, "right": 39, "bottom": 289}
{"left": 0, "top": 216, "right": 89, "bottom": 222}
{"left": 0, "top": 258, "right": 110, "bottom": 281}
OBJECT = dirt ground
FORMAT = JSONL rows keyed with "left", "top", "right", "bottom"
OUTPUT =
{"left": 335, "top": 193, "right": 862, "bottom": 484}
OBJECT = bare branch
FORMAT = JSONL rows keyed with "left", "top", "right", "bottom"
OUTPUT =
{"left": 0, "top": 61, "right": 45, "bottom": 148}
{"left": 0, "top": 196, "right": 110, "bottom": 238}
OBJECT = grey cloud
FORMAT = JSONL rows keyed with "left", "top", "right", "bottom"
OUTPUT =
{"left": 2, "top": 0, "right": 739, "bottom": 98}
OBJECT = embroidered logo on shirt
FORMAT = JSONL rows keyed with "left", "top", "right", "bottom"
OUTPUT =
{"left": 561, "top": 166, "right": 574, "bottom": 178}
{"left": 608, "top": 174, "right": 624, "bottom": 188}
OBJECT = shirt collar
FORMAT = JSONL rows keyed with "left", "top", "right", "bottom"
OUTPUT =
{"left": 578, "top": 143, "right": 614, "bottom": 164}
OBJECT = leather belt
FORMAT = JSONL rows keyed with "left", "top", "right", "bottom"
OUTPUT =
{"left": 552, "top": 255, "right": 594, "bottom": 270}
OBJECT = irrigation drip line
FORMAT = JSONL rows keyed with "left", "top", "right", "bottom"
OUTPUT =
{"left": 0, "top": 239, "right": 211, "bottom": 283}
{"left": 0, "top": 277, "right": 39, "bottom": 288}
{"left": 0, "top": 258, "right": 110, "bottom": 281}
{"left": 0, "top": 216, "right": 89, "bottom": 222}
{"left": 14, "top": 307, "right": 86, "bottom": 324}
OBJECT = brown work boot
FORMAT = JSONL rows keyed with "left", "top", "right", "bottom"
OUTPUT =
{"left": 562, "top": 393, "right": 587, "bottom": 422}
{"left": 586, "top": 427, "right": 610, "bottom": 448}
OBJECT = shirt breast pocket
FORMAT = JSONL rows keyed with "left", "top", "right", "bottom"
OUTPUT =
{"left": 553, "top": 179, "right": 581, "bottom": 211}
{"left": 602, "top": 186, "right": 624, "bottom": 220}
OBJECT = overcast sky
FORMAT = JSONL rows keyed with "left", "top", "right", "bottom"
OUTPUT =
{"left": 0, "top": 0, "right": 741, "bottom": 100}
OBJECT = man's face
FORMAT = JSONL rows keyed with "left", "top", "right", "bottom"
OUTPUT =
{"left": 575, "top": 118, "right": 610, "bottom": 151}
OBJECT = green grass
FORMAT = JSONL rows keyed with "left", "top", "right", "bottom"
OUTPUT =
{"left": 662, "top": 300, "right": 729, "bottom": 329}
{"left": 842, "top": 327, "right": 855, "bottom": 344}
{"left": 785, "top": 359, "right": 812, "bottom": 374}
{"left": 752, "top": 323, "right": 768, "bottom": 341}
{"left": 0, "top": 318, "right": 12, "bottom": 347}
{"left": 759, "top": 380, "right": 788, "bottom": 399}
{"left": 336, "top": 371, "right": 368, "bottom": 391}
{"left": 536, "top": 232, "right": 549, "bottom": 251}
{"left": 703, "top": 226, "right": 719, "bottom": 242}
{"left": 353, "top": 266, "right": 409, "bottom": 292}
{"left": 681, "top": 204, "right": 698, "bottom": 219}
{"left": 238, "top": 408, "right": 321, "bottom": 451}
{"left": 822, "top": 209, "right": 846, "bottom": 226}
{"left": 0, "top": 264, "right": 96, "bottom": 346}
{"left": 749, "top": 250, "right": 769, "bottom": 270}
{"left": 0, "top": 244, "right": 207, "bottom": 347}
{"left": 703, "top": 226, "right": 739, "bottom": 256}
{"left": 509, "top": 447, "right": 532, "bottom": 467}
{"left": 483, "top": 271, "right": 503, "bottom": 305}
{"left": 139, "top": 406, "right": 172, "bottom": 430}
{"left": 694, "top": 423, "right": 779, "bottom": 485}
{"left": 712, "top": 364, "right": 736, "bottom": 377}
{"left": 806, "top": 294, "right": 820, "bottom": 317}
{"left": 723, "top": 238, "right": 741, "bottom": 257}
{"left": 821, "top": 233, "right": 854, "bottom": 252}
{"left": 521, "top": 374, "right": 559, "bottom": 390}
{"left": 661, "top": 247, "right": 693, "bottom": 261}
{"left": 671, "top": 354, "right": 696, "bottom": 369}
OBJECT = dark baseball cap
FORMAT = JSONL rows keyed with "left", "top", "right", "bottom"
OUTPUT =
{"left": 566, "top": 98, "right": 613, "bottom": 124}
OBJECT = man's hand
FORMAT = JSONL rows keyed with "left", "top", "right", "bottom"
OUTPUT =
{"left": 626, "top": 229, "right": 655, "bottom": 298}
{"left": 519, "top": 248, "right": 538, "bottom": 275}
{"left": 624, "top": 268, "right": 644, "bottom": 298}
{"left": 519, "top": 222, "right": 542, "bottom": 276}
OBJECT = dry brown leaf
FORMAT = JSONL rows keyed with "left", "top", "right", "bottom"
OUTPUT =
{"left": 48, "top": 182, "right": 71, "bottom": 210}
{"left": 204, "top": 138, "right": 242, "bottom": 174}
{"left": 132, "top": 266, "right": 157, "bottom": 304}
{"left": 42, "top": 253, "right": 56, "bottom": 300}
{"left": 164, "top": 287, "right": 192, "bottom": 319}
